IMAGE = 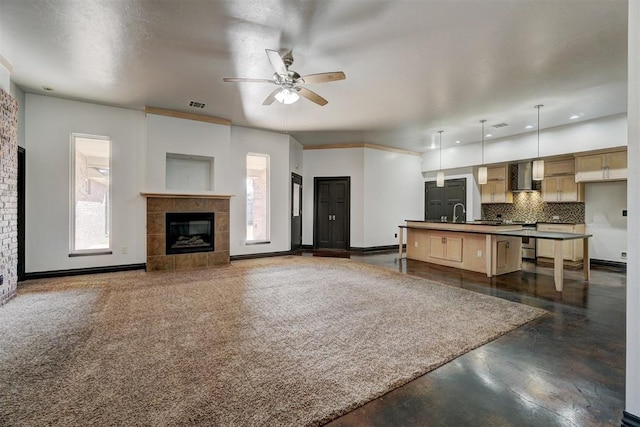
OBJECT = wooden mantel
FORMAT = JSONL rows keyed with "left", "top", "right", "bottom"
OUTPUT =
{"left": 141, "top": 191, "right": 234, "bottom": 199}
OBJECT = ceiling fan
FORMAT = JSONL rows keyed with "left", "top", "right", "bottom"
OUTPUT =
{"left": 223, "top": 49, "right": 346, "bottom": 106}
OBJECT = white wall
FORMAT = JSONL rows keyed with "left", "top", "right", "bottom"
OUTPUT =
{"left": 25, "top": 94, "right": 146, "bottom": 273}
{"left": 584, "top": 182, "right": 627, "bottom": 263}
{"left": 289, "top": 136, "right": 304, "bottom": 175}
{"left": 303, "top": 148, "right": 365, "bottom": 247}
{"left": 0, "top": 54, "right": 11, "bottom": 92}
{"left": 421, "top": 114, "right": 627, "bottom": 172}
{"left": 9, "top": 82, "right": 25, "bottom": 148}
{"left": 363, "top": 149, "right": 423, "bottom": 247}
{"left": 626, "top": 0, "right": 640, "bottom": 418}
{"left": 145, "top": 114, "right": 232, "bottom": 194}
{"left": 229, "top": 126, "right": 291, "bottom": 256}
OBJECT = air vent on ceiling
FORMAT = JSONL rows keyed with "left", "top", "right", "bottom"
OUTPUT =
{"left": 189, "top": 101, "right": 206, "bottom": 108}
{"left": 492, "top": 122, "right": 508, "bottom": 128}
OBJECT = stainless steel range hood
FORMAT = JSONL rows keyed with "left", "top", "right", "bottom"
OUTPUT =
{"left": 511, "top": 161, "right": 540, "bottom": 192}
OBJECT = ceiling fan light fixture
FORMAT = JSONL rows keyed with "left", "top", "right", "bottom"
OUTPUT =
{"left": 275, "top": 88, "right": 300, "bottom": 104}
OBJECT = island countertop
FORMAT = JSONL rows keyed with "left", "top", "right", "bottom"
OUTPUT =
{"left": 402, "top": 220, "right": 524, "bottom": 233}
{"left": 399, "top": 220, "right": 592, "bottom": 292}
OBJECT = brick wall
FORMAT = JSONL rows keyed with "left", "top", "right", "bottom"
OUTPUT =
{"left": 0, "top": 89, "right": 18, "bottom": 306}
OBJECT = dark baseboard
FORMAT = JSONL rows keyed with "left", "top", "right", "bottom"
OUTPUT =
{"left": 622, "top": 410, "right": 640, "bottom": 427}
{"left": 350, "top": 244, "right": 404, "bottom": 254}
{"left": 23, "top": 263, "right": 146, "bottom": 280}
{"left": 230, "top": 250, "right": 296, "bottom": 261}
{"left": 591, "top": 259, "right": 627, "bottom": 272}
{"left": 300, "top": 244, "right": 404, "bottom": 255}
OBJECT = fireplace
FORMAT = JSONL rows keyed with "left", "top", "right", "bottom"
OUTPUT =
{"left": 166, "top": 212, "right": 214, "bottom": 255}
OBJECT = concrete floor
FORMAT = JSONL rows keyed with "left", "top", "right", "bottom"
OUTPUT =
{"left": 325, "top": 254, "right": 625, "bottom": 426}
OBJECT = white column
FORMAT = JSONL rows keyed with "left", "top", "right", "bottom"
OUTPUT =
{"left": 626, "top": 0, "right": 640, "bottom": 420}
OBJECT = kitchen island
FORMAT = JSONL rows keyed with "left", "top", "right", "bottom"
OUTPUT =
{"left": 398, "top": 220, "right": 592, "bottom": 292}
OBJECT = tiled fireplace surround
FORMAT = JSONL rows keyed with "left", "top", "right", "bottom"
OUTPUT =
{"left": 144, "top": 194, "right": 231, "bottom": 271}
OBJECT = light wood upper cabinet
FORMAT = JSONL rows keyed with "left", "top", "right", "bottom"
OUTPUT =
{"left": 541, "top": 158, "right": 584, "bottom": 202}
{"left": 545, "top": 158, "right": 575, "bottom": 176}
{"left": 481, "top": 165, "right": 513, "bottom": 204}
{"left": 575, "top": 149, "right": 627, "bottom": 182}
{"left": 542, "top": 176, "right": 584, "bottom": 202}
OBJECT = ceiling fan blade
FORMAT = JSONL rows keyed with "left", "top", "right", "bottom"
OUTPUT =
{"left": 297, "top": 87, "right": 328, "bottom": 106}
{"left": 265, "top": 49, "right": 288, "bottom": 75}
{"left": 299, "top": 71, "right": 346, "bottom": 84}
{"left": 223, "top": 77, "right": 274, "bottom": 84}
{"left": 262, "top": 88, "right": 281, "bottom": 105}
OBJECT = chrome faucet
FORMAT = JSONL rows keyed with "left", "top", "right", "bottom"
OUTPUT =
{"left": 453, "top": 203, "right": 466, "bottom": 223}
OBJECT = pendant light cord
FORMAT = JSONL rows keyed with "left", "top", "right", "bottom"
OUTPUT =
{"left": 535, "top": 104, "right": 543, "bottom": 158}
{"left": 480, "top": 119, "right": 486, "bottom": 164}
{"left": 438, "top": 130, "right": 443, "bottom": 169}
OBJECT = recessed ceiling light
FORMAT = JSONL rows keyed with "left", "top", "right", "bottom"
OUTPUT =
{"left": 42, "top": 86, "right": 54, "bottom": 91}
{"left": 525, "top": 125, "right": 534, "bottom": 129}
{"left": 485, "top": 133, "right": 492, "bottom": 138}
{"left": 570, "top": 114, "right": 580, "bottom": 119}
{"left": 430, "top": 143, "right": 436, "bottom": 149}
{"left": 455, "top": 140, "right": 461, "bottom": 144}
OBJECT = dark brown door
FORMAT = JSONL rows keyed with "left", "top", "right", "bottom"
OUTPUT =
{"left": 314, "top": 177, "right": 350, "bottom": 251}
{"left": 291, "top": 173, "right": 302, "bottom": 253}
{"left": 18, "top": 147, "right": 25, "bottom": 282}
{"left": 425, "top": 178, "right": 466, "bottom": 222}
{"left": 424, "top": 182, "right": 445, "bottom": 220}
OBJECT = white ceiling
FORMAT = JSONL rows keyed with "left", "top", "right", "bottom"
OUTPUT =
{"left": 0, "top": 0, "right": 628, "bottom": 152}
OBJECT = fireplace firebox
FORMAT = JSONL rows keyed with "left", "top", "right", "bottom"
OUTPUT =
{"left": 165, "top": 212, "right": 215, "bottom": 255}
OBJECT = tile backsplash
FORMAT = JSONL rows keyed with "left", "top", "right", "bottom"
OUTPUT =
{"left": 482, "top": 192, "right": 585, "bottom": 223}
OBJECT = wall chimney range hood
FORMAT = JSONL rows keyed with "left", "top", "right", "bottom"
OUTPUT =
{"left": 511, "top": 162, "right": 541, "bottom": 192}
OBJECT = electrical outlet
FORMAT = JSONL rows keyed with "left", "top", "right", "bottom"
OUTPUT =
{"left": 622, "top": 251, "right": 627, "bottom": 259}
{"left": 121, "top": 246, "right": 128, "bottom": 254}
{"left": 0, "top": 274, "right": 3, "bottom": 286}
{"left": 394, "top": 233, "right": 398, "bottom": 238}
{"left": 414, "top": 241, "right": 418, "bottom": 248}
{"left": 477, "top": 250, "right": 482, "bottom": 257}
{"left": 553, "top": 215, "right": 560, "bottom": 220}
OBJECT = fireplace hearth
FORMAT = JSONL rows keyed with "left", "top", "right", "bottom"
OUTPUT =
{"left": 166, "top": 212, "right": 214, "bottom": 255}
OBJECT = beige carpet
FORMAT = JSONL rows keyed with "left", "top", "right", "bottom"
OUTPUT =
{"left": 0, "top": 256, "right": 545, "bottom": 426}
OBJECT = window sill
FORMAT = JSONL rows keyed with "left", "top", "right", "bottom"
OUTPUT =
{"left": 69, "top": 251, "right": 113, "bottom": 257}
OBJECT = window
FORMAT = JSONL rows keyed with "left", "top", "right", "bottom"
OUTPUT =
{"left": 70, "top": 134, "right": 111, "bottom": 255}
{"left": 246, "top": 153, "right": 270, "bottom": 243}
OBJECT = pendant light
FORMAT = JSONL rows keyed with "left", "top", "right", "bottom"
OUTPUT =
{"left": 532, "top": 104, "right": 544, "bottom": 181}
{"left": 478, "top": 119, "right": 488, "bottom": 185}
{"left": 436, "top": 130, "right": 445, "bottom": 187}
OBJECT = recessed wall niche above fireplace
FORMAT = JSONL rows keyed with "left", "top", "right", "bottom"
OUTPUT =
{"left": 166, "top": 212, "right": 214, "bottom": 255}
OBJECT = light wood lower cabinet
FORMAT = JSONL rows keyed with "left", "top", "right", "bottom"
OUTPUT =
{"left": 493, "top": 236, "right": 523, "bottom": 275}
{"left": 536, "top": 223, "right": 585, "bottom": 262}
{"left": 406, "top": 228, "right": 521, "bottom": 275}
{"left": 428, "top": 235, "right": 462, "bottom": 262}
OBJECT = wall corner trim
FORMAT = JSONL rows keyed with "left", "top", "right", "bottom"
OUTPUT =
{"left": 144, "top": 106, "right": 232, "bottom": 126}
{"left": 303, "top": 142, "right": 421, "bottom": 157}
